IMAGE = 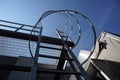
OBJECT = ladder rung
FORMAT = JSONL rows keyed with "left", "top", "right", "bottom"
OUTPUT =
{"left": 58, "top": 31, "right": 64, "bottom": 33}
{"left": 39, "top": 54, "right": 73, "bottom": 60}
{"left": 37, "top": 68, "right": 81, "bottom": 75}
{"left": 0, "top": 63, "right": 81, "bottom": 75}
{"left": 39, "top": 45, "right": 62, "bottom": 51}
{"left": 61, "top": 35, "right": 68, "bottom": 38}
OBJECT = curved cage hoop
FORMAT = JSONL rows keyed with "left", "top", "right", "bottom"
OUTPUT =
{"left": 35, "top": 10, "right": 96, "bottom": 47}
{"left": 29, "top": 10, "right": 97, "bottom": 65}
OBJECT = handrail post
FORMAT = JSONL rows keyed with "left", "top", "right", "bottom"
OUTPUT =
{"left": 29, "top": 27, "right": 42, "bottom": 80}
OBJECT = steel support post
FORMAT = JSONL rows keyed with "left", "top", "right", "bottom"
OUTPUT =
{"left": 29, "top": 27, "right": 42, "bottom": 80}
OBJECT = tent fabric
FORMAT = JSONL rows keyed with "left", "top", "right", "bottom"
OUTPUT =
{"left": 92, "top": 31, "right": 120, "bottom": 62}
{"left": 78, "top": 31, "right": 120, "bottom": 70}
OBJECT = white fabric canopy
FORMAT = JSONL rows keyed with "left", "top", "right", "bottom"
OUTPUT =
{"left": 92, "top": 31, "right": 120, "bottom": 62}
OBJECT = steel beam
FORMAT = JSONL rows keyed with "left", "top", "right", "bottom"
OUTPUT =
{"left": 37, "top": 68, "right": 81, "bottom": 75}
{"left": 0, "top": 29, "right": 74, "bottom": 47}
{"left": 0, "top": 64, "right": 31, "bottom": 72}
{"left": 39, "top": 54, "right": 73, "bottom": 60}
{"left": 39, "top": 45, "right": 62, "bottom": 51}
{"left": 0, "top": 64, "right": 81, "bottom": 75}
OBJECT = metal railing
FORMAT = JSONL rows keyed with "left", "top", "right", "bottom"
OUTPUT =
{"left": 0, "top": 19, "right": 39, "bottom": 34}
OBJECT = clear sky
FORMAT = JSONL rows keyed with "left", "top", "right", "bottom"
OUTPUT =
{"left": 0, "top": 0, "right": 120, "bottom": 56}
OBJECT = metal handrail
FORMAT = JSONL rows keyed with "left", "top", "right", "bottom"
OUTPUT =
{"left": 0, "top": 19, "right": 39, "bottom": 33}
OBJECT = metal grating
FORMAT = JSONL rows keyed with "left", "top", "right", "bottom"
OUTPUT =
{"left": 0, "top": 36, "right": 61, "bottom": 65}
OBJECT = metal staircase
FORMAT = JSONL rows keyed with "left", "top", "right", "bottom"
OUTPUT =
{"left": 0, "top": 20, "right": 85, "bottom": 80}
{"left": 0, "top": 10, "right": 96, "bottom": 80}
{"left": 28, "top": 27, "right": 90, "bottom": 80}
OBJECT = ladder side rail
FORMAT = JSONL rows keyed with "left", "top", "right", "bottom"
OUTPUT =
{"left": 56, "top": 29, "right": 90, "bottom": 80}
{"left": 29, "top": 27, "right": 42, "bottom": 80}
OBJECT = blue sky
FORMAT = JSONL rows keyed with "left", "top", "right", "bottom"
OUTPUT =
{"left": 0, "top": 0, "right": 120, "bottom": 34}
{"left": 0, "top": 0, "right": 120, "bottom": 56}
